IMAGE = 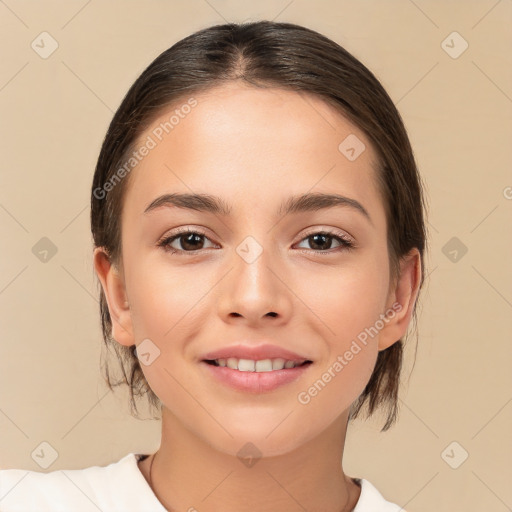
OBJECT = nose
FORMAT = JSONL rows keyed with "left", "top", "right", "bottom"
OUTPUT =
{"left": 216, "top": 242, "right": 293, "bottom": 327}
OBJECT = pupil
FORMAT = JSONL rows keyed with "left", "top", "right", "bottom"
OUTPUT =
{"left": 310, "top": 234, "right": 330, "bottom": 250}
{"left": 182, "top": 233, "right": 203, "bottom": 250}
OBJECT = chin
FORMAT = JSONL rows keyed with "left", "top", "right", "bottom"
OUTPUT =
{"left": 205, "top": 423, "right": 315, "bottom": 459}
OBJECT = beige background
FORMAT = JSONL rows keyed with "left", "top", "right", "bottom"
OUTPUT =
{"left": 1, "top": 1, "right": 511, "bottom": 510}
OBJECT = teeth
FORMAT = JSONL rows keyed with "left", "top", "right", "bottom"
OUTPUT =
{"left": 216, "top": 357, "right": 305, "bottom": 372}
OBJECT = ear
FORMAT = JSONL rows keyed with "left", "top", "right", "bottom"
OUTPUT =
{"left": 378, "top": 248, "right": 422, "bottom": 351}
{"left": 93, "top": 247, "right": 134, "bottom": 347}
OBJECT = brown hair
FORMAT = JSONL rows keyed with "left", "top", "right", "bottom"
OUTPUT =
{"left": 91, "top": 20, "right": 428, "bottom": 431}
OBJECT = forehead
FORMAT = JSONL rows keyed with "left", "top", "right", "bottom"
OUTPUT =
{"left": 124, "top": 83, "right": 384, "bottom": 223}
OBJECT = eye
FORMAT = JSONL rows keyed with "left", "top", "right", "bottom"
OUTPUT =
{"left": 157, "top": 228, "right": 355, "bottom": 255}
{"left": 295, "top": 230, "right": 355, "bottom": 254}
{"left": 157, "top": 228, "right": 216, "bottom": 254}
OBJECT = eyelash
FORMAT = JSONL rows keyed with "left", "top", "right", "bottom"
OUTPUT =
{"left": 156, "top": 227, "right": 355, "bottom": 256}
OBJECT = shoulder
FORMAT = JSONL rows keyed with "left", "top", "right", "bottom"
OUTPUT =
{"left": 0, "top": 452, "right": 165, "bottom": 512}
{"left": 353, "top": 478, "right": 407, "bottom": 512}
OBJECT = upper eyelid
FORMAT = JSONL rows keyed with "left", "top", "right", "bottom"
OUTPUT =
{"left": 300, "top": 226, "right": 353, "bottom": 242}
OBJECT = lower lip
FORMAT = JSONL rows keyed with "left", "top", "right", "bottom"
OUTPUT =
{"left": 201, "top": 361, "right": 313, "bottom": 393}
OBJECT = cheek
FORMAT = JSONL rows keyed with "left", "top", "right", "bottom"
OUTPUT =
{"left": 290, "top": 260, "right": 386, "bottom": 410}
{"left": 124, "top": 261, "right": 206, "bottom": 413}
{"left": 294, "top": 257, "right": 389, "bottom": 345}
{"left": 126, "top": 256, "right": 208, "bottom": 339}
{"left": 124, "top": 258, "right": 216, "bottom": 394}
{"left": 295, "top": 344, "right": 377, "bottom": 435}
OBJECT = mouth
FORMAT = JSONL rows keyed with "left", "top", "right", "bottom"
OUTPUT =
{"left": 203, "top": 358, "right": 313, "bottom": 372}
{"left": 200, "top": 357, "right": 314, "bottom": 393}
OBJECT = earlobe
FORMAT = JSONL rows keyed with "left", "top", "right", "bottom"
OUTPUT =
{"left": 378, "top": 248, "right": 422, "bottom": 351}
{"left": 93, "top": 247, "right": 134, "bottom": 347}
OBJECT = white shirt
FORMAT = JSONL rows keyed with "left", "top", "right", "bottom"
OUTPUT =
{"left": 0, "top": 452, "right": 406, "bottom": 511}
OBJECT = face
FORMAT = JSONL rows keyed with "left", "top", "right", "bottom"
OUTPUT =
{"left": 96, "top": 82, "right": 415, "bottom": 457}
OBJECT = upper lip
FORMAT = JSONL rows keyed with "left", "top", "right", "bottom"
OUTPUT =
{"left": 201, "top": 343, "right": 313, "bottom": 363}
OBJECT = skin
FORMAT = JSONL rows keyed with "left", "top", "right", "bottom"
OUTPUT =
{"left": 94, "top": 82, "right": 421, "bottom": 512}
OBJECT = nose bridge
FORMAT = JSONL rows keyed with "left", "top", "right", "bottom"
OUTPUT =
{"left": 230, "top": 201, "right": 278, "bottom": 273}
{"left": 233, "top": 232, "right": 279, "bottom": 297}
{"left": 216, "top": 229, "right": 292, "bottom": 322}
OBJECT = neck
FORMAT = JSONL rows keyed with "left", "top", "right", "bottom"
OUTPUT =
{"left": 145, "top": 407, "right": 360, "bottom": 512}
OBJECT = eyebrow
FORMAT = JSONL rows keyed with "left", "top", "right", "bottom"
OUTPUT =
{"left": 143, "top": 192, "right": 372, "bottom": 225}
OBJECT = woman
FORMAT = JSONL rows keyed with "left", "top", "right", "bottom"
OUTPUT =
{"left": 0, "top": 20, "right": 426, "bottom": 511}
